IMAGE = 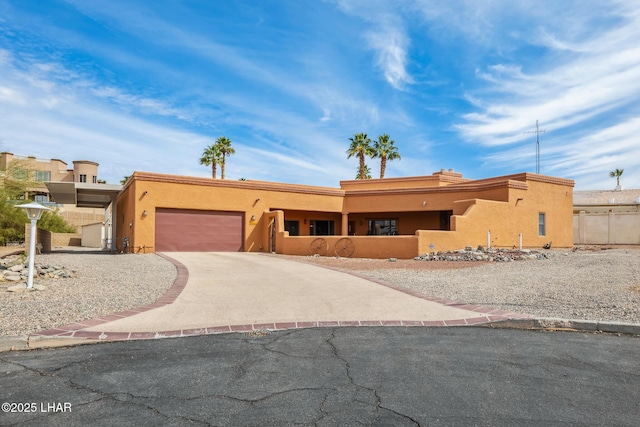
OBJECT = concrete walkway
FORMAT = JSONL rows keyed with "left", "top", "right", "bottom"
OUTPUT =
{"left": 28, "top": 252, "right": 530, "bottom": 347}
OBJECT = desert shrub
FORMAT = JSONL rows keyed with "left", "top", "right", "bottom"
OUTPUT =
{"left": 38, "top": 209, "right": 77, "bottom": 233}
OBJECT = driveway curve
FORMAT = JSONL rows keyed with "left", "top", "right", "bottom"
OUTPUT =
{"left": 30, "top": 253, "right": 529, "bottom": 346}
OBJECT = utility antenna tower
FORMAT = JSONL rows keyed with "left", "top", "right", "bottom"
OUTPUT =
{"left": 524, "top": 120, "right": 546, "bottom": 174}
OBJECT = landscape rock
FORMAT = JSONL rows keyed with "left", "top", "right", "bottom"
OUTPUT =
{"left": 6, "top": 283, "right": 47, "bottom": 292}
{"left": 415, "top": 247, "right": 550, "bottom": 262}
{"left": 1, "top": 254, "right": 76, "bottom": 289}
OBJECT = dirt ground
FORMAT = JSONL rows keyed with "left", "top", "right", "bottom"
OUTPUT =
{"left": 277, "top": 245, "right": 640, "bottom": 272}
{"left": 277, "top": 255, "right": 481, "bottom": 271}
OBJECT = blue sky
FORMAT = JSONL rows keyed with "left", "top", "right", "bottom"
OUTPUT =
{"left": 1, "top": 0, "right": 639, "bottom": 190}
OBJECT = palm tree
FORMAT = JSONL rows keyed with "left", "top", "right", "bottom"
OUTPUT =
{"left": 215, "top": 136, "right": 235, "bottom": 179}
{"left": 354, "top": 165, "right": 372, "bottom": 179}
{"left": 346, "top": 133, "right": 374, "bottom": 180}
{"left": 373, "top": 134, "right": 401, "bottom": 178}
{"left": 200, "top": 144, "right": 222, "bottom": 179}
{"left": 609, "top": 168, "right": 624, "bottom": 189}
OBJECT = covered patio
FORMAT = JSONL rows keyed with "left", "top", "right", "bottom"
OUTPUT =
{"left": 45, "top": 182, "right": 122, "bottom": 252}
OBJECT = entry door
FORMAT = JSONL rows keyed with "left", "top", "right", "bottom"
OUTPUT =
{"left": 440, "top": 210, "right": 452, "bottom": 231}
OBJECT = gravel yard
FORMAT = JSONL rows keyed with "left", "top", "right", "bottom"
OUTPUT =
{"left": 1, "top": 247, "right": 639, "bottom": 338}
{"left": 285, "top": 248, "right": 640, "bottom": 324}
{"left": 0, "top": 249, "right": 176, "bottom": 336}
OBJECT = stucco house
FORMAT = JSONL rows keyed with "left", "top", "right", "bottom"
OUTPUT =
{"left": 113, "top": 169, "right": 574, "bottom": 258}
{"left": 1, "top": 151, "right": 107, "bottom": 228}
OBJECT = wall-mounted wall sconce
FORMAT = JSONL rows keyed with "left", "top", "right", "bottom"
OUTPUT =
{"left": 304, "top": 219, "right": 307, "bottom": 224}
{"left": 422, "top": 201, "right": 427, "bottom": 206}
{"left": 250, "top": 215, "right": 256, "bottom": 222}
{"left": 142, "top": 210, "right": 148, "bottom": 217}
{"left": 129, "top": 222, "right": 133, "bottom": 228}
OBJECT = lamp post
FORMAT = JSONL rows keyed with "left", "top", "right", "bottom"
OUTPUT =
{"left": 16, "top": 202, "right": 51, "bottom": 289}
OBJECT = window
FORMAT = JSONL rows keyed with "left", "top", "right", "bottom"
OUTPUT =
{"left": 34, "top": 194, "right": 49, "bottom": 203}
{"left": 368, "top": 219, "right": 397, "bottom": 235}
{"left": 309, "top": 220, "right": 334, "bottom": 236}
{"left": 79, "top": 174, "right": 87, "bottom": 183}
{"left": 284, "top": 220, "right": 300, "bottom": 236}
{"left": 92, "top": 175, "right": 97, "bottom": 183}
{"left": 538, "top": 213, "right": 546, "bottom": 236}
{"left": 35, "top": 170, "right": 51, "bottom": 182}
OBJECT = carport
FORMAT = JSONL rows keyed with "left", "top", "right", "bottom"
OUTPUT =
{"left": 45, "top": 182, "right": 122, "bottom": 252}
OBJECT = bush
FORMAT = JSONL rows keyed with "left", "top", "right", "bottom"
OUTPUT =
{"left": 0, "top": 198, "right": 27, "bottom": 245}
{"left": 38, "top": 209, "right": 77, "bottom": 233}
{"left": 0, "top": 201, "right": 77, "bottom": 246}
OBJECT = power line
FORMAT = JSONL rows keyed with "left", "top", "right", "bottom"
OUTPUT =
{"left": 524, "top": 120, "right": 546, "bottom": 174}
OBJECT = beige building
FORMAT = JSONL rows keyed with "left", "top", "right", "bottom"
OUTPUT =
{"left": 573, "top": 189, "right": 640, "bottom": 245}
{"left": 1, "top": 152, "right": 105, "bottom": 227}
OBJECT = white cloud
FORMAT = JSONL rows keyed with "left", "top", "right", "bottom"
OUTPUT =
{"left": 365, "top": 23, "right": 413, "bottom": 90}
{"left": 0, "top": 41, "right": 360, "bottom": 187}
{"left": 0, "top": 86, "right": 27, "bottom": 106}
{"left": 482, "top": 116, "right": 640, "bottom": 190}
{"left": 331, "top": 1, "right": 413, "bottom": 90}
{"left": 452, "top": 5, "right": 638, "bottom": 136}
{"left": 320, "top": 108, "right": 331, "bottom": 122}
{"left": 91, "top": 86, "right": 193, "bottom": 121}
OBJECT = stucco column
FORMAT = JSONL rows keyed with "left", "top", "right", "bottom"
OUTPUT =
{"left": 341, "top": 213, "right": 349, "bottom": 236}
{"left": 579, "top": 211, "right": 586, "bottom": 244}
{"left": 110, "top": 197, "right": 117, "bottom": 253}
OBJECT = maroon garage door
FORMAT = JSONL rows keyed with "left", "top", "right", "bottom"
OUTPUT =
{"left": 155, "top": 208, "right": 244, "bottom": 252}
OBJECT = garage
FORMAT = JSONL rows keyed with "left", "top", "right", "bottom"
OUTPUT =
{"left": 155, "top": 208, "right": 244, "bottom": 252}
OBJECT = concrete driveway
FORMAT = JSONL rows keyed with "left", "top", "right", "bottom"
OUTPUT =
{"left": 30, "top": 253, "right": 528, "bottom": 347}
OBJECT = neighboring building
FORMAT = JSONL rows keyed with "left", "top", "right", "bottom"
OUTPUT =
{"left": 573, "top": 189, "right": 640, "bottom": 245}
{"left": 114, "top": 169, "right": 574, "bottom": 258}
{"left": 1, "top": 152, "right": 104, "bottom": 228}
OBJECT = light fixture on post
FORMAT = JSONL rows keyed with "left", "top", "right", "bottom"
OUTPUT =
{"left": 16, "top": 202, "right": 51, "bottom": 290}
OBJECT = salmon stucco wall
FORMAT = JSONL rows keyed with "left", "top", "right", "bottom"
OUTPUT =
{"left": 280, "top": 234, "right": 420, "bottom": 259}
{"left": 416, "top": 179, "right": 573, "bottom": 252}
{"left": 116, "top": 173, "right": 344, "bottom": 253}
{"left": 115, "top": 178, "right": 137, "bottom": 252}
{"left": 115, "top": 171, "right": 574, "bottom": 256}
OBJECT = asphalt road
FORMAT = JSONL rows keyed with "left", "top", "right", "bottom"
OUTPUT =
{"left": 1, "top": 327, "right": 639, "bottom": 426}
